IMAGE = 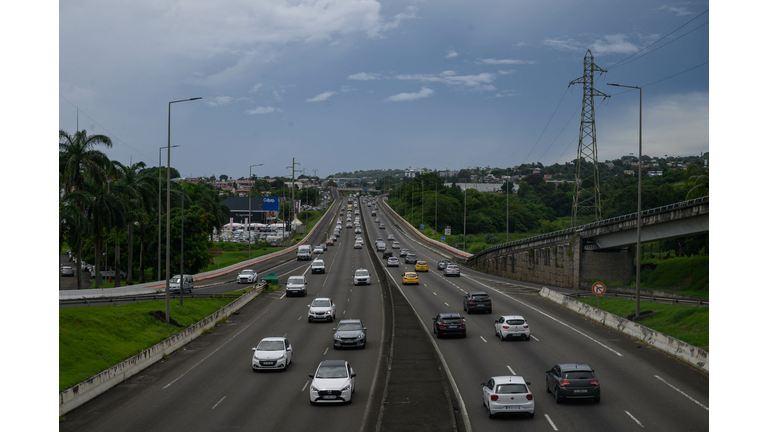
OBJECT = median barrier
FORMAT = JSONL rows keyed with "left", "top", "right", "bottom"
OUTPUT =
{"left": 540, "top": 287, "right": 709, "bottom": 372}
{"left": 381, "top": 200, "right": 470, "bottom": 260}
{"left": 59, "top": 281, "right": 267, "bottom": 416}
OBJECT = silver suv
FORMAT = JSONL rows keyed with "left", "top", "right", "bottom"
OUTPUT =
{"left": 286, "top": 275, "right": 307, "bottom": 297}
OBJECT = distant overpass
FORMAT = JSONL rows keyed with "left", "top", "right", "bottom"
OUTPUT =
{"left": 466, "top": 197, "right": 708, "bottom": 289}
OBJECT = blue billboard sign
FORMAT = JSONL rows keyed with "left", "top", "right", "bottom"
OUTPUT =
{"left": 263, "top": 197, "right": 279, "bottom": 211}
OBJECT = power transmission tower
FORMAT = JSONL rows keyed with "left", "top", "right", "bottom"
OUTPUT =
{"left": 569, "top": 49, "right": 610, "bottom": 227}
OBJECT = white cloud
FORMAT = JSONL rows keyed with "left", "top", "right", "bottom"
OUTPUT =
{"left": 396, "top": 72, "right": 497, "bottom": 90}
{"left": 497, "top": 70, "right": 515, "bottom": 75}
{"left": 384, "top": 87, "right": 434, "bottom": 102}
{"left": 306, "top": 91, "right": 337, "bottom": 102}
{"left": 348, "top": 72, "right": 380, "bottom": 81}
{"left": 476, "top": 58, "right": 536, "bottom": 65}
{"left": 445, "top": 50, "right": 458, "bottom": 58}
{"left": 244, "top": 106, "right": 282, "bottom": 115}
{"left": 341, "top": 85, "right": 357, "bottom": 93}
{"left": 250, "top": 83, "right": 262, "bottom": 93}
{"left": 590, "top": 34, "right": 639, "bottom": 55}
{"left": 206, "top": 96, "right": 233, "bottom": 107}
{"left": 370, "top": 5, "right": 419, "bottom": 37}
{"left": 543, "top": 38, "right": 583, "bottom": 51}
{"left": 658, "top": 5, "right": 695, "bottom": 16}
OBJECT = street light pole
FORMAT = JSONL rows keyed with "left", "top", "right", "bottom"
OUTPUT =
{"left": 608, "top": 83, "right": 642, "bottom": 321}
{"left": 165, "top": 97, "right": 201, "bottom": 323}
{"left": 248, "top": 163, "right": 264, "bottom": 260}
{"left": 463, "top": 179, "right": 467, "bottom": 251}
{"left": 158, "top": 145, "right": 178, "bottom": 282}
{"left": 506, "top": 167, "right": 509, "bottom": 243}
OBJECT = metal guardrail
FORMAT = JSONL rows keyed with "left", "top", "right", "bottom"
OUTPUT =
{"left": 59, "top": 292, "right": 247, "bottom": 307}
{"left": 567, "top": 291, "right": 708, "bottom": 307}
{"left": 475, "top": 196, "right": 709, "bottom": 256}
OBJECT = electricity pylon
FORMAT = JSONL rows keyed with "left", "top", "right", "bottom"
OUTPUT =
{"left": 569, "top": 49, "right": 610, "bottom": 227}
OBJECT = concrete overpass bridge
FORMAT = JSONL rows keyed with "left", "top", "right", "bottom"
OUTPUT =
{"left": 465, "top": 197, "right": 708, "bottom": 290}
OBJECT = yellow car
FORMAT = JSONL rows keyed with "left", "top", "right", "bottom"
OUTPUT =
{"left": 402, "top": 272, "right": 419, "bottom": 285}
{"left": 415, "top": 261, "right": 429, "bottom": 272}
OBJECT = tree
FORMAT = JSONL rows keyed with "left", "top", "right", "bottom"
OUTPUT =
{"left": 60, "top": 195, "right": 88, "bottom": 289}
{"left": 113, "top": 161, "right": 154, "bottom": 285}
{"left": 59, "top": 129, "right": 113, "bottom": 193}
{"left": 219, "top": 174, "right": 229, "bottom": 181}
{"left": 685, "top": 164, "right": 709, "bottom": 200}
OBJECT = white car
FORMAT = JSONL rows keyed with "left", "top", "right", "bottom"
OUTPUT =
{"left": 286, "top": 275, "right": 307, "bottom": 297}
{"left": 252, "top": 337, "right": 293, "bottom": 371}
{"left": 238, "top": 269, "right": 258, "bottom": 284}
{"left": 481, "top": 376, "right": 535, "bottom": 418}
{"left": 391, "top": 241, "right": 400, "bottom": 249}
{"left": 313, "top": 246, "right": 324, "bottom": 254}
{"left": 354, "top": 241, "right": 363, "bottom": 249}
{"left": 311, "top": 259, "right": 326, "bottom": 274}
{"left": 354, "top": 269, "right": 371, "bottom": 285}
{"left": 494, "top": 315, "right": 531, "bottom": 340}
{"left": 309, "top": 360, "right": 356, "bottom": 404}
{"left": 387, "top": 234, "right": 395, "bottom": 241}
{"left": 308, "top": 297, "right": 336, "bottom": 322}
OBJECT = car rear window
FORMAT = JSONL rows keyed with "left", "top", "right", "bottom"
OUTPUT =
{"left": 442, "top": 318, "right": 463, "bottom": 323}
{"left": 472, "top": 295, "right": 489, "bottom": 300}
{"left": 506, "top": 319, "right": 526, "bottom": 325}
{"left": 496, "top": 384, "right": 528, "bottom": 394}
{"left": 563, "top": 371, "right": 595, "bottom": 379}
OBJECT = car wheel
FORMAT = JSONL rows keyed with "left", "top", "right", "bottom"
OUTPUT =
{"left": 487, "top": 309, "right": 492, "bottom": 314}
{"left": 308, "top": 317, "right": 313, "bottom": 323}
{"left": 528, "top": 411, "right": 534, "bottom": 418}
{"left": 252, "top": 368, "right": 258, "bottom": 372}
{"left": 333, "top": 345, "right": 338, "bottom": 350}
{"left": 594, "top": 395, "right": 601, "bottom": 403}
{"left": 487, "top": 402, "right": 494, "bottom": 419}
{"left": 526, "top": 335, "right": 531, "bottom": 341}
{"left": 555, "top": 388, "right": 563, "bottom": 404}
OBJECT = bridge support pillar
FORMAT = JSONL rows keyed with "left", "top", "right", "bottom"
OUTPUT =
{"left": 578, "top": 245, "right": 634, "bottom": 288}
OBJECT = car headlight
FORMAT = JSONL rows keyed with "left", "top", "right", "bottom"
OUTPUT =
{"left": 277, "top": 353, "right": 284, "bottom": 359}
{"left": 334, "top": 334, "right": 341, "bottom": 340}
{"left": 253, "top": 354, "right": 259, "bottom": 360}
{"left": 357, "top": 333, "right": 365, "bottom": 339}
{"left": 326, "top": 310, "right": 332, "bottom": 315}
{"left": 341, "top": 385, "right": 351, "bottom": 392}
{"left": 310, "top": 385, "right": 319, "bottom": 392}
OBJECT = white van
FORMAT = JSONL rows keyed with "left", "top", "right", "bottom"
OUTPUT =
{"left": 297, "top": 245, "right": 312, "bottom": 261}
{"left": 169, "top": 275, "right": 194, "bottom": 293}
{"left": 286, "top": 275, "right": 307, "bottom": 297}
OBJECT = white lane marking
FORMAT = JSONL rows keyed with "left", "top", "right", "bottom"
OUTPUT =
{"left": 507, "top": 365, "right": 516, "bottom": 375}
{"left": 444, "top": 302, "right": 450, "bottom": 307}
{"left": 654, "top": 375, "right": 709, "bottom": 411}
{"left": 545, "top": 414, "right": 559, "bottom": 430}
{"left": 302, "top": 380, "right": 310, "bottom": 392}
{"left": 323, "top": 347, "right": 328, "bottom": 355}
{"left": 283, "top": 333, "right": 288, "bottom": 338}
{"left": 433, "top": 292, "right": 437, "bottom": 295}
{"left": 464, "top": 275, "right": 623, "bottom": 357}
{"left": 480, "top": 336, "right": 487, "bottom": 343}
{"left": 280, "top": 293, "right": 286, "bottom": 299}
{"left": 163, "top": 309, "right": 270, "bottom": 389}
{"left": 298, "top": 316, "right": 302, "bottom": 321}
{"left": 212, "top": 396, "right": 226, "bottom": 409}
{"left": 343, "top": 310, "right": 346, "bottom": 315}
{"left": 625, "top": 411, "right": 644, "bottom": 427}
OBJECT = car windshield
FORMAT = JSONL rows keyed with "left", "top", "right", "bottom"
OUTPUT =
{"left": 256, "top": 340, "right": 285, "bottom": 351}
{"left": 496, "top": 384, "right": 528, "bottom": 394}
{"left": 564, "top": 371, "right": 595, "bottom": 379}
{"left": 316, "top": 365, "right": 348, "bottom": 378}
{"left": 355, "top": 270, "right": 368, "bottom": 276}
{"left": 241, "top": 270, "right": 254, "bottom": 275}
{"left": 171, "top": 277, "right": 181, "bottom": 283}
{"left": 337, "top": 322, "right": 362, "bottom": 331}
{"left": 506, "top": 319, "right": 525, "bottom": 325}
{"left": 312, "top": 300, "right": 331, "bottom": 307}
{"left": 313, "top": 261, "right": 323, "bottom": 265}
{"left": 288, "top": 277, "right": 303, "bottom": 284}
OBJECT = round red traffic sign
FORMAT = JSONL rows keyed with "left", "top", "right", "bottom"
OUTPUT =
{"left": 592, "top": 282, "right": 606, "bottom": 296}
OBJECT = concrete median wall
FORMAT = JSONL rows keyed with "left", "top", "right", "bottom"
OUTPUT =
{"left": 539, "top": 288, "right": 708, "bottom": 372}
{"left": 59, "top": 282, "right": 266, "bottom": 416}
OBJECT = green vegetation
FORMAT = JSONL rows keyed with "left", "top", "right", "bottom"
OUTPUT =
{"left": 575, "top": 297, "right": 709, "bottom": 352}
{"left": 638, "top": 256, "right": 709, "bottom": 298}
{"left": 59, "top": 298, "right": 237, "bottom": 391}
{"left": 201, "top": 244, "right": 283, "bottom": 272}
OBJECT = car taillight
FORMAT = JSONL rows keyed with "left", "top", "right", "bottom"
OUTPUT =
{"left": 591, "top": 379, "right": 600, "bottom": 387}
{"left": 523, "top": 325, "right": 528, "bottom": 328}
{"left": 558, "top": 379, "right": 570, "bottom": 388}
{"left": 526, "top": 394, "right": 533, "bottom": 400}
{"left": 438, "top": 323, "right": 446, "bottom": 327}
{"left": 490, "top": 395, "right": 498, "bottom": 401}
{"left": 502, "top": 325, "right": 509, "bottom": 329}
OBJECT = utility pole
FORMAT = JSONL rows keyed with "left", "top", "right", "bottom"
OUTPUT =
{"left": 569, "top": 49, "right": 609, "bottom": 227}
{"left": 286, "top": 158, "right": 300, "bottom": 233}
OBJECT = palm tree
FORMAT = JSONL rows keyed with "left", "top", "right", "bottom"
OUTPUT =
{"left": 60, "top": 195, "right": 87, "bottom": 289}
{"left": 59, "top": 129, "right": 113, "bottom": 193}
{"left": 113, "top": 161, "right": 155, "bottom": 285}
{"left": 685, "top": 163, "right": 709, "bottom": 200}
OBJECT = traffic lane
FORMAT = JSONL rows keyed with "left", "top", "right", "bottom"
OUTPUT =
{"left": 395, "top": 266, "right": 709, "bottom": 431}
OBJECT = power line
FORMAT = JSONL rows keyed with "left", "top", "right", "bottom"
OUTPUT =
{"left": 521, "top": 87, "right": 570, "bottom": 166}
{"left": 609, "top": 22, "right": 708, "bottom": 71}
{"left": 608, "top": 9, "right": 708, "bottom": 71}
{"left": 59, "top": 94, "right": 155, "bottom": 163}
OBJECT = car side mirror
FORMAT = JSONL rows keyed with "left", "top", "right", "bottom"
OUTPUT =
{"left": 309, "top": 374, "right": 314, "bottom": 379}
{"left": 332, "top": 328, "right": 337, "bottom": 331}
{"left": 526, "top": 382, "right": 531, "bottom": 385}
{"left": 480, "top": 382, "right": 486, "bottom": 387}
{"left": 252, "top": 348, "right": 257, "bottom": 351}
{"left": 287, "top": 347, "right": 292, "bottom": 351}
{"left": 351, "top": 373, "right": 357, "bottom": 378}
{"left": 363, "top": 327, "right": 367, "bottom": 331}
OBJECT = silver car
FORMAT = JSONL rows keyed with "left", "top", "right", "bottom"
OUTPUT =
{"left": 238, "top": 269, "right": 258, "bottom": 284}
{"left": 333, "top": 319, "right": 367, "bottom": 349}
{"left": 353, "top": 269, "right": 371, "bottom": 285}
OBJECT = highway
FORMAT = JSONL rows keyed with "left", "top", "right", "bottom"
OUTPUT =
{"left": 60, "top": 191, "right": 709, "bottom": 431}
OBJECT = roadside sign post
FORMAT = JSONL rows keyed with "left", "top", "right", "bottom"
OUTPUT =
{"left": 592, "top": 282, "right": 606, "bottom": 309}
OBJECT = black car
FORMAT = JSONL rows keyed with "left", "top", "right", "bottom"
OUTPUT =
{"left": 382, "top": 250, "right": 393, "bottom": 259}
{"left": 333, "top": 319, "right": 367, "bottom": 349}
{"left": 463, "top": 291, "right": 492, "bottom": 314}
{"left": 545, "top": 363, "right": 600, "bottom": 403}
{"left": 437, "top": 259, "right": 452, "bottom": 270}
{"left": 432, "top": 313, "right": 467, "bottom": 338}
{"left": 404, "top": 253, "right": 417, "bottom": 264}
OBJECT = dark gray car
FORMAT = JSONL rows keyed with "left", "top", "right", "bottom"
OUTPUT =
{"left": 333, "top": 319, "right": 367, "bottom": 349}
{"left": 545, "top": 363, "right": 601, "bottom": 403}
{"left": 437, "top": 259, "right": 451, "bottom": 270}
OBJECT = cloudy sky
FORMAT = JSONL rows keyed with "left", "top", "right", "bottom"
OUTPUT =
{"left": 54, "top": 0, "right": 710, "bottom": 179}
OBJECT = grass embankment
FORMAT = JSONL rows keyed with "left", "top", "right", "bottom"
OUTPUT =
{"left": 575, "top": 296, "right": 709, "bottom": 352}
{"left": 59, "top": 298, "right": 236, "bottom": 391}
{"left": 639, "top": 256, "right": 709, "bottom": 298}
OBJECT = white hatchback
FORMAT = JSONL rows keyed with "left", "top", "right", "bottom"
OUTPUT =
{"left": 481, "top": 375, "right": 534, "bottom": 418}
{"left": 252, "top": 337, "right": 293, "bottom": 371}
{"left": 494, "top": 315, "right": 531, "bottom": 340}
{"left": 309, "top": 360, "right": 356, "bottom": 404}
